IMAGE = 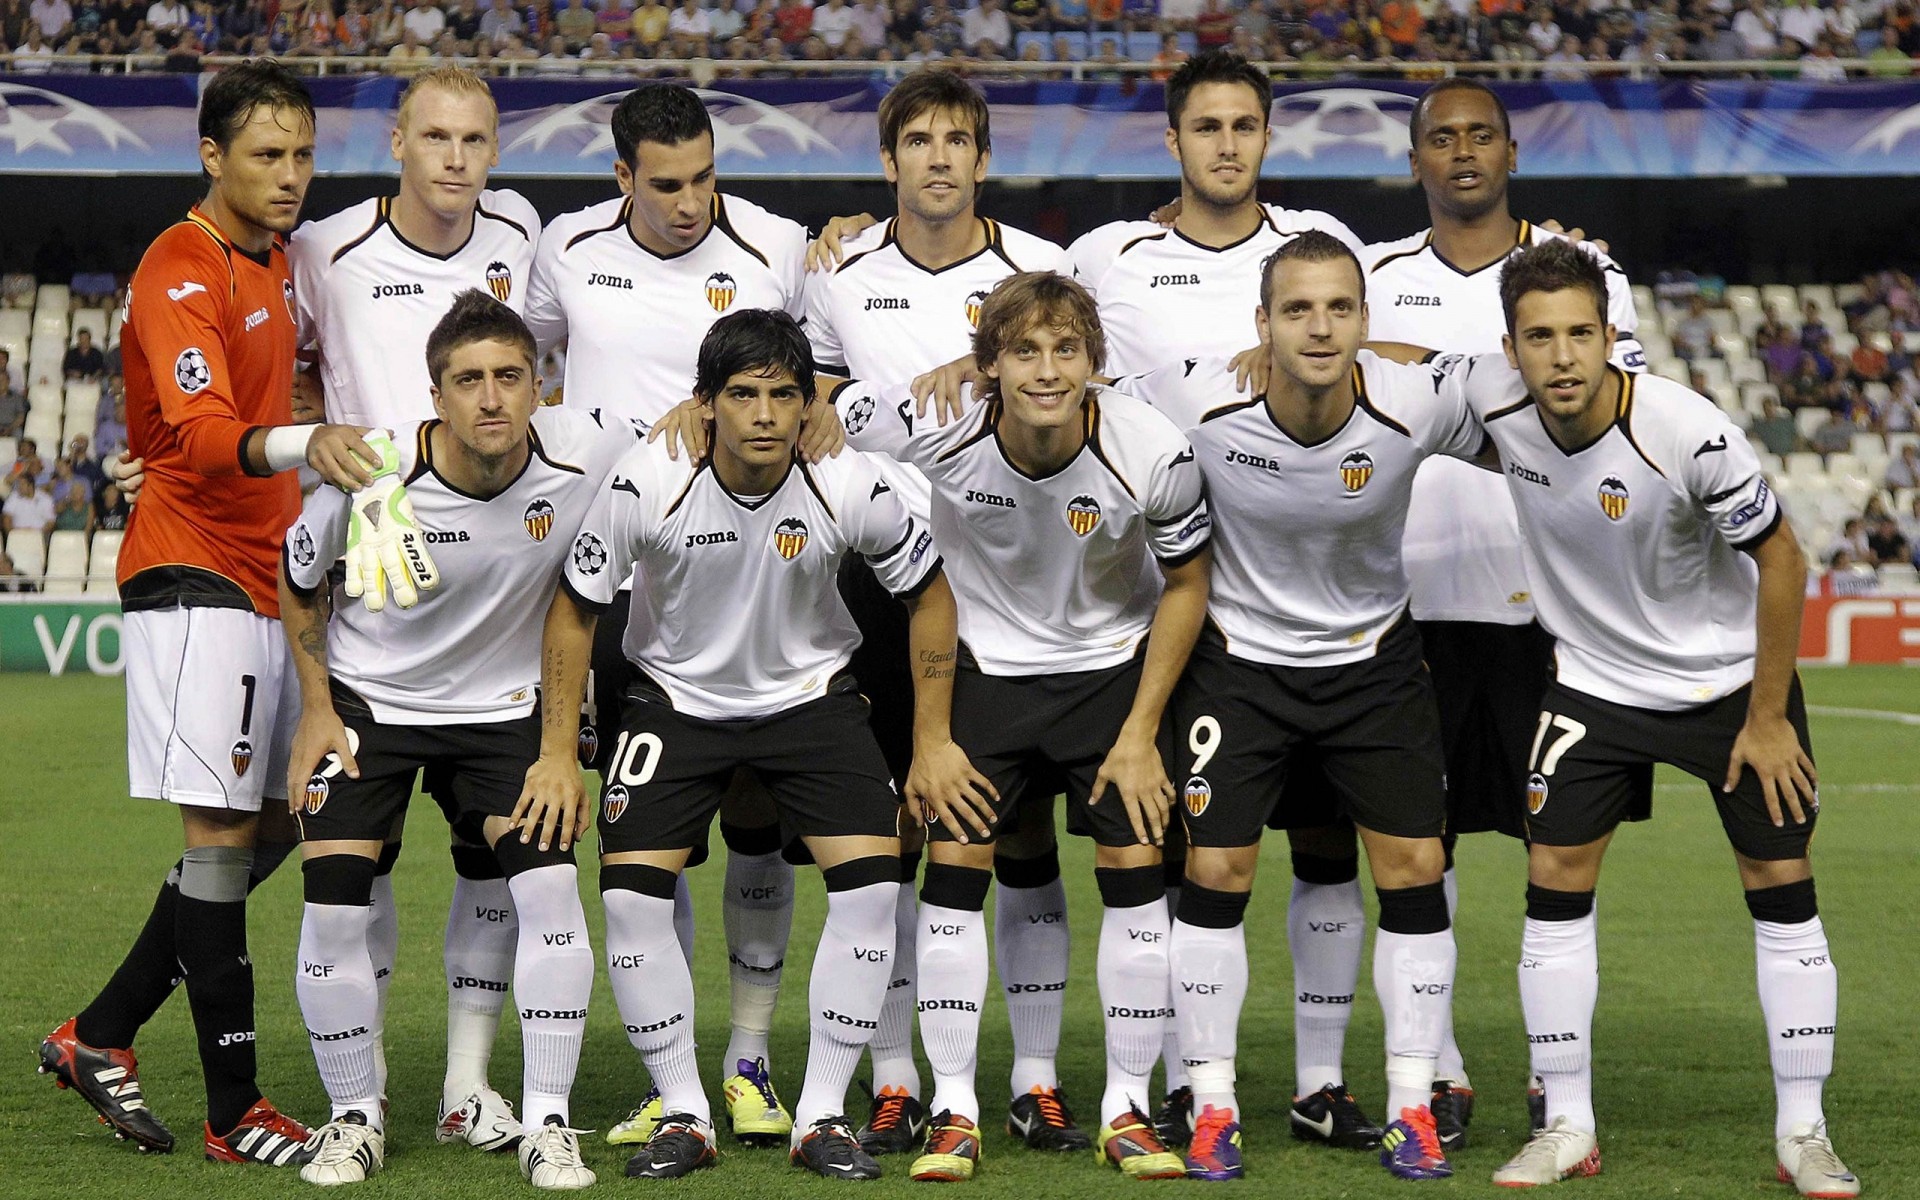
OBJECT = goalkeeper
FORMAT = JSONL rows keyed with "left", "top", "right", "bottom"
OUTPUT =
{"left": 276, "top": 290, "right": 636, "bottom": 1187}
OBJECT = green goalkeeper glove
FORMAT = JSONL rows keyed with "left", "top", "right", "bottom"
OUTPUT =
{"left": 341, "top": 431, "right": 440, "bottom": 613}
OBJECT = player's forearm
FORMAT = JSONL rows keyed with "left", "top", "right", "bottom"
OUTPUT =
{"left": 1746, "top": 522, "right": 1806, "bottom": 722}
{"left": 279, "top": 573, "right": 335, "bottom": 711}
{"left": 1362, "top": 340, "right": 1436, "bottom": 365}
{"left": 903, "top": 571, "right": 959, "bottom": 748}
{"left": 1121, "top": 550, "right": 1212, "bottom": 740}
{"left": 538, "top": 587, "right": 599, "bottom": 759}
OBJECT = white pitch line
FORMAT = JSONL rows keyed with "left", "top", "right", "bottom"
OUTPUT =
{"left": 1652, "top": 782, "right": 1917, "bottom": 794}
{"left": 1807, "top": 704, "right": 1920, "bottom": 726}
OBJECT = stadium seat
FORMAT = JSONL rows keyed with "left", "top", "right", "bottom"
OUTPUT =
{"left": 33, "top": 283, "right": 70, "bottom": 315}
{"left": 1630, "top": 284, "right": 1656, "bottom": 319}
{"left": 64, "top": 378, "right": 101, "bottom": 429}
{"left": 31, "top": 310, "right": 68, "bottom": 343}
{"left": 1829, "top": 330, "right": 1857, "bottom": 359}
{"left": 1889, "top": 433, "right": 1919, "bottom": 458}
{"left": 1714, "top": 331, "right": 1751, "bottom": 360}
{"left": 1825, "top": 451, "right": 1865, "bottom": 481}
{"left": 23, "top": 406, "right": 62, "bottom": 449}
{"left": 1704, "top": 309, "right": 1739, "bottom": 340}
{"left": 106, "top": 306, "right": 123, "bottom": 348}
{"left": 1740, "top": 380, "right": 1779, "bottom": 410}
{"left": 1785, "top": 450, "right": 1825, "bottom": 480}
{"left": 85, "top": 529, "right": 121, "bottom": 595}
{"left": 1880, "top": 563, "right": 1920, "bottom": 595}
{"left": 27, "top": 378, "right": 63, "bottom": 413}
{"left": 1851, "top": 430, "right": 1888, "bottom": 459}
{"left": 1724, "top": 284, "right": 1761, "bottom": 314}
{"left": 1794, "top": 408, "right": 1829, "bottom": 443}
{"left": 71, "top": 307, "right": 109, "bottom": 346}
{"left": 1015, "top": 31, "right": 1052, "bottom": 58}
{"left": 1695, "top": 358, "right": 1731, "bottom": 391}
{"left": 1757, "top": 449, "right": 1784, "bottom": 478}
{"left": 5, "top": 528, "right": 47, "bottom": 583}
{"left": 1, "top": 273, "right": 34, "bottom": 309}
{"left": 42, "top": 529, "right": 88, "bottom": 596}
{"left": 1728, "top": 357, "right": 1765, "bottom": 385}
{"left": 1706, "top": 385, "right": 1744, "bottom": 423}
{"left": 1799, "top": 284, "right": 1836, "bottom": 315}
{"left": 1760, "top": 284, "right": 1798, "bottom": 316}
{"left": 1833, "top": 282, "right": 1865, "bottom": 307}
{"left": 1653, "top": 358, "right": 1689, "bottom": 385}
{"left": 0, "top": 308, "right": 27, "bottom": 346}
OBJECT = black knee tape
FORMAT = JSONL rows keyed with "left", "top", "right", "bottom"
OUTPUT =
{"left": 1095, "top": 864, "right": 1165, "bottom": 910}
{"left": 302, "top": 853, "right": 379, "bottom": 907}
{"left": 600, "top": 862, "right": 679, "bottom": 900}
{"left": 899, "top": 848, "right": 923, "bottom": 886}
{"left": 1524, "top": 883, "right": 1596, "bottom": 922}
{"left": 1176, "top": 881, "right": 1251, "bottom": 930}
{"left": 994, "top": 845, "right": 1062, "bottom": 889}
{"left": 823, "top": 855, "right": 899, "bottom": 893}
{"left": 1162, "top": 856, "right": 1185, "bottom": 890}
{"left": 375, "top": 841, "right": 402, "bottom": 876}
{"left": 1745, "top": 878, "right": 1818, "bottom": 924}
{"left": 1377, "top": 882, "right": 1451, "bottom": 935}
{"left": 248, "top": 841, "right": 295, "bottom": 890}
{"left": 490, "top": 834, "right": 576, "bottom": 879}
{"left": 720, "top": 821, "right": 784, "bottom": 857}
{"left": 450, "top": 843, "right": 506, "bottom": 881}
{"left": 921, "top": 861, "right": 992, "bottom": 912}
{"left": 1441, "top": 831, "right": 1457, "bottom": 873}
{"left": 1291, "top": 850, "right": 1360, "bottom": 886}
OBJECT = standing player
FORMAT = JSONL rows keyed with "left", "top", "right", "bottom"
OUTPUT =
{"left": 1358, "top": 78, "right": 1645, "bottom": 1148}
{"left": 287, "top": 64, "right": 543, "bottom": 1154}
{"left": 1115, "top": 233, "right": 1471, "bottom": 1183}
{"left": 523, "top": 309, "right": 955, "bottom": 1181}
{"left": 280, "top": 292, "right": 621, "bottom": 1190}
{"left": 833, "top": 272, "right": 1213, "bottom": 1183}
{"left": 800, "top": 69, "right": 1087, "bottom": 1157}
{"left": 1446, "top": 241, "right": 1852, "bottom": 1196}
{"left": 523, "top": 83, "right": 814, "bottom": 1144}
{"left": 37, "top": 60, "right": 385, "bottom": 1166}
{"left": 1064, "top": 49, "right": 1370, "bottom": 1147}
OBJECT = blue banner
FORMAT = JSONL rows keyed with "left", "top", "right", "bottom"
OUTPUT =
{"left": 3, "top": 74, "right": 1920, "bottom": 178}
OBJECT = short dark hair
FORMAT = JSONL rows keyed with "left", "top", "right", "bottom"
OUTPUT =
{"left": 424, "top": 289, "right": 538, "bottom": 388}
{"left": 1498, "top": 238, "right": 1610, "bottom": 336}
{"left": 198, "top": 59, "right": 315, "bottom": 150}
{"left": 1260, "top": 231, "right": 1365, "bottom": 313}
{"left": 972, "top": 272, "right": 1106, "bottom": 402}
{"left": 1165, "top": 50, "right": 1271, "bottom": 128}
{"left": 611, "top": 84, "right": 713, "bottom": 168}
{"left": 695, "top": 310, "right": 817, "bottom": 407}
{"left": 1409, "top": 77, "right": 1511, "bottom": 147}
{"left": 878, "top": 68, "right": 992, "bottom": 157}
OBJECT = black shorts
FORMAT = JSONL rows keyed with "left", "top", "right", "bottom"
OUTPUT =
{"left": 1418, "top": 619, "right": 1557, "bottom": 839}
{"left": 596, "top": 674, "right": 902, "bottom": 855}
{"left": 1522, "top": 677, "right": 1816, "bottom": 861}
{"left": 840, "top": 556, "right": 915, "bottom": 785}
{"left": 297, "top": 681, "right": 540, "bottom": 846}
{"left": 942, "top": 650, "right": 1153, "bottom": 849}
{"left": 1170, "top": 621, "right": 1447, "bottom": 846}
{"left": 587, "top": 589, "right": 633, "bottom": 776}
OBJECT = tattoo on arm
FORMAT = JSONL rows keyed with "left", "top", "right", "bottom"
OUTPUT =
{"left": 919, "top": 647, "right": 954, "bottom": 680}
{"left": 296, "top": 622, "right": 327, "bottom": 665}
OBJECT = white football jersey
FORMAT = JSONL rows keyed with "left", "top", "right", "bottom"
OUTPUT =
{"left": 804, "top": 217, "right": 1069, "bottom": 385}
{"left": 525, "top": 193, "right": 808, "bottom": 434}
{"left": 284, "top": 408, "right": 630, "bottom": 725}
{"left": 833, "top": 380, "right": 1211, "bottom": 677}
{"left": 1068, "top": 205, "right": 1365, "bottom": 377}
{"left": 563, "top": 440, "right": 937, "bottom": 721}
{"left": 288, "top": 191, "right": 542, "bottom": 429}
{"left": 1119, "top": 352, "right": 1485, "bottom": 667}
{"left": 1457, "top": 356, "right": 1783, "bottom": 711}
{"left": 1365, "top": 221, "right": 1644, "bottom": 625}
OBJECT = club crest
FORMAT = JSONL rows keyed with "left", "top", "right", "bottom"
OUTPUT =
{"left": 705, "top": 271, "right": 737, "bottom": 312}
{"left": 1526, "top": 771, "right": 1549, "bottom": 815}
{"left": 577, "top": 724, "right": 599, "bottom": 768}
{"left": 486, "top": 260, "right": 512, "bottom": 303}
{"left": 773, "top": 517, "right": 809, "bottom": 560}
{"left": 1340, "top": 450, "right": 1374, "bottom": 493}
{"left": 304, "top": 773, "right": 330, "bottom": 815}
{"left": 1598, "top": 475, "right": 1630, "bottom": 521}
{"left": 1065, "top": 494, "right": 1102, "bottom": 537}
{"left": 1183, "top": 776, "right": 1212, "bottom": 818}
{"left": 230, "top": 738, "right": 253, "bottom": 778}
{"left": 602, "top": 783, "right": 629, "bottom": 824}
{"left": 524, "top": 497, "right": 555, "bottom": 542}
{"left": 965, "top": 289, "right": 988, "bottom": 329}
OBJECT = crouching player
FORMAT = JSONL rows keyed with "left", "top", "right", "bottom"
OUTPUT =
{"left": 522, "top": 308, "right": 970, "bottom": 1181}
{"left": 280, "top": 291, "right": 630, "bottom": 1189}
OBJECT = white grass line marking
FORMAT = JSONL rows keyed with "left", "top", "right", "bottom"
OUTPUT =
{"left": 1807, "top": 704, "right": 1920, "bottom": 726}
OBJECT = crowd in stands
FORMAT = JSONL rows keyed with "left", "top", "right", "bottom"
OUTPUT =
{"left": 2, "top": 0, "right": 1919, "bottom": 72}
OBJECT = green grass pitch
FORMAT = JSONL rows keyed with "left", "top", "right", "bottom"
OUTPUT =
{"left": 2, "top": 667, "right": 1915, "bottom": 1199}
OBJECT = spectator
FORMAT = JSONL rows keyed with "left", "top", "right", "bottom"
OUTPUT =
{"left": 1673, "top": 294, "right": 1718, "bottom": 360}
{"left": 12, "top": 22, "right": 57, "bottom": 67}
{"left": 1798, "top": 32, "right": 1847, "bottom": 78}
{"left": 1049, "top": 0, "right": 1088, "bottom": 32}
{"left": 7, "top": 437, "right": 49, "bottom": 488}
{"left": 92, "top": 393, "right": 126, "bottom": 458}
{"left": 666, "top": 0, "right": 711, "bottom": 50}
{"left": 1381, "top": 0, "right": 1423, "bottom": 51}
{"left": 2, "top": 474, "right": 55, "bottom": 539}
{"left": 368, "top": 0, "right": 404, "bottom": 45}
{"left": 594, "top": 0, "right": 633, "bottom": 44}
{"left": 67, "top": 434, "right": 102, "bottom": 489}
{"left": 1828, "top": 0, "right": 1861, "bottom": 48}
{"left": 1149, "top": 29, "right": 1187, "bottom": 75}
{"left": 1810, "top": 407, "right": 1858, "bottom": 454}
{"left": 52, "top": 470, "right": 89, "bottom": 533}
{"left": 1826, "top": 546, "right": 1877, "bottom": 593}
{"left": 1752, "top": 397, "right": 1799, "bottom": 454}
{"left": 497, "top": 26, "right": 539, "bottom": 54}
{"left": 773, "top": 0, "right": 810, "bottom": 43}
{"left": 1160, "top": 0, "right": 1202, "bottom": 28}
{"left": 0, "top": 370, "right": 24, "bottom": 439}
{"left": 1888, "top": 443, "right": 1920, "bottom": 489}
{"left": 960, "top": 0, "right": 1009, "bottom": 53}
{"left": 922, "top": 0, "right": 960, "bottom": 48}
{"left": 1543, "top": 32, "right": 1587, "bottom": 75}
{"left": 1777, "top": 0, "right": 1824, "bottom": 47}
{"left": 146, "top": 0, "right": 188, "bottom": 36}
{"left": 1525, "top": 1, "right": 1561, "bottom": 51}
{"left": 447, "top": 0, "right": 484, "bottom": 43}
{"left": 537, "top": 28, "right": 577, "bottom": 62}
{"left": 477, "top": 0, "right": 522, "bottom": 43}
{"left": 0, "top": 548, "right": 26, "bottom": 593}
{"left": 62, "top": 328, "right": 106, "bottom": 380}
{"left": 852, "top": 0, "right": 887, "bottom": 43}
{"left": 1902, "top": 493, "right": 1920, "bottom": 546}
{"left": 1868, "top": 513, "right": 1913, "bottom": 564}
{"left": 1195, "top": 0, "right": 1235, "bottom": 47}
{"left": 709, "top": 0, "right": 743, "bottom": 40}
{"left": 1007, "top": 0, "right": 1041, "bottom": 32}
{"left": 93, "top": 479, "right": 131, "bottom": 532}
{"left": 1832, "top": 515, "right": 1873, "bottom": 560}
{"left": 402, "top": 0, "right": 446, "bottom": 41}
{"left": 386, "top": 21, "right": 432, "bottom": 64}
{"left": 1731, "top": 0, "right": 1777, "bottom": 54}
{"left": 334, "top": 0, "right": 372, "bottom": 51}
{"left": 0, "top": 347, "right": 18, "bottom": 394}
{"left": 1799, "top": 298, "right": 1830, "bottom": 349}
{"left": 28, "top": 0, "right": 72, "bottom": 40}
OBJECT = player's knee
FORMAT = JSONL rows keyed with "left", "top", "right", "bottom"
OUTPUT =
{"left": 1094, "top": 863, "right": 1164, "bottom": 911}
{"left": 491, "top": 832, "right": 576, "bottom": 878}
{"left": 1290, "top": 847, "right": 1360, "bottom": 886}
{"left": 1527, "top": 839, "right": 1605, "bottom": 892}
{"left": 180, "top": 843, "right": 254, "bottom": 903}
{"left": 921, "top": 860, "right": 992, "bottom": 914}
{"left": 1184, "top": 845, "right": 1256, "bottom": 893}
{"left": 1736, "top": 852, "right": 1814, "bottom": 896}
{"left": 1286, "top": 822, "right": 1357, "bottom": 860}
{"left": 600, "top": 861, "right": 680, "bottom": 900}
{"left": 1361, "top": 834, "right": 1444, "bottom": 890}
{"left": 720, "top": 819, "right": 784, "bottom": 858}
{"left": 302, "top": 852, "right": 378, "bottom": 907}
{"left": 1377, "top": 881, "right": 1450, "bottom": 934}
{"left": 1744, "top": 876, "right": 1818, "bottom": 924}
{"left": 996, "top": 811, "right": 1057, "bottom": 858}
{"left": 450, "top": 841, "right": 506, "bottom": 881}
{"left": 375, "top": 840, "right": 402, "bottom": 876}
{"left": 1176, "top": 880, "right": 1252, "bottom": 929}
{"left": 993, "top": 844, "right": 1062, "bottom": 889}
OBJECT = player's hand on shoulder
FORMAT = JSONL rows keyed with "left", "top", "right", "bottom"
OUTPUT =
{"left": 514, "top": 752, "right": 588, "bottom": 852}
{"left": 1229, "top": 342, "right": 1269, "bottom": 395}
{"left": 806, "top": 212, "right": 879, "bottom": 272}
{"left": 291, "top": 365, "right": 325, "bottom": 425}
{"left": 1149, "top": 196, "right": 1182, "bottom": 228}
{"left": 910, "top": 354, "right": 980, "bottom": 427}
{"left": 286, "top": 706, "right": 357, "bottom": 816}
{"left": 340, "top": 430, "right": 441, "bottom": 614}
{"left": 105, "top": 450, "right": 145, "bottom": 502}
{"left": 1725, "top": 712, "right": 1818, "bottom": 828}
{"left": 1090, "top": 728, "right": 1173, "bottom": 846}
{"left": 1537, "top": 218, "right": 1610, "bottom": 257}
{"left": 647, "top": 395, "right": 711, "bottom": 462}
{"left": 907, "top": 738, "right": 1000, "bottom": 845}
{"left": 800, "top": 392, "right": 845, "bottom": 462}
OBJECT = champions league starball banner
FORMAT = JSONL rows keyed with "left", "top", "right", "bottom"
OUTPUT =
{"left": 2, "top": 73, "right": 1920, "bottom": 179}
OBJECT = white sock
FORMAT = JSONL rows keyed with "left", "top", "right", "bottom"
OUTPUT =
{"left": 1171, "top": 918, "right": 1246, "bottom": 1114}
{"left": 367, "top": 872, "right": 397, "bottom": 1100}
{"left": 1374, "top": 927, "right": 1457, "bottom": 1116}
{"left": 1434, "top": 866, "right": 1469, "bottom": 1087}
{"left": 1755, "top": 916, "right": 1836, "bottom": 1137}
{"left": 869, "top": 877, "right": 921, "bottom": 1097}
{"left": 672, "top": 870, "right": 696, "bottom": 965}
{"left": 795, "top": 880, "right": 899, "bottom": 1130}
{"left": 995, "top": 875, "right": 1069, "bottom": 1096}
{"left": 917, "top": 901, "right": 987, "bottom": 1123}
{"left": 723, "top": 849, "right": 793, "bottom": 1075}
{"left": 1097, "top": 900, "right": 1170, "bottom": 1127}
{"left": 1518, "top": 913, "right": 1598, "bottom": 1133}
{"left": 444, "top": 874, "right": 515, "bottom": 1108}
{"left": 1161, "top": 885, "right": 1189, "bottom": 1093}
{"left": 297, "top": 902, "right": 382, "bottom": 1128}
{"left": 604, "top": 885, "right": 708, "bottom": 1123}
{"left": 509, "top": 865, "right": 592, "bottom": 1127}
{"left": 1289, "top": 876, "right": 1365, "bottom": 1095}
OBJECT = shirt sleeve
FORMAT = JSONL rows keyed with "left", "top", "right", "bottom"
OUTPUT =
{"left": 842, "top": 456, "right": 940, "bottom": 598}
{"left": 779, "top": 225, "right": 810, "bottom": 323}
{"left": 523, "top": 231, "right": 569, "bottom": 357}
{"left": 1142, "top": 432, "right": 1211, "bottom": 566}
{"left": 1684, "top": 412, "right": 1783, "bottom": 549}
{"left": 562, "top": 456, "right": 650, "bottom": 612}
{"left": 128, "top": 234, "right": 259, "bottom": 478}
{"left": 1107, "top": 359, "right": 1213, "bottom": 431}
{"left": 803, "top": 268, "right": 846, "bottom": 374}
{"left": 831, "top": 378, "right": 914, "bottom": 459}
{"left": 282, "top": 481, "right": 350, "bottom": 595}
{"left": 287, "top": 222, "right": 325, "bottom": 353}
{"left": 1421, "top": 353, "right": 1491, "bottom": 461}
{"left": 1604, "top": 263, "right": 1647, "bottom": 373}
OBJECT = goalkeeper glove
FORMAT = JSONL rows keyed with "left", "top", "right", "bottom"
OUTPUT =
{"left": 342, "top": 431, "right": 440, "bottom": 613}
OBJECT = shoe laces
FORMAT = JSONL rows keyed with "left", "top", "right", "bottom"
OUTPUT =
{"left": 743, "top": 1057, "right": 781, "bottom": 1110}
{"left": 927, "top": 1114, "right": 976, "bottom": 1155}
{"left": 1029, "top": 1086, "right": 1072, "bottom": 1128}
{"left": 1785, "top": 1121, "right": 1846, "bottom": 1173}
{"left": 1521, "top": 1118, "right": 1588, "bottom": 1163}
{"left": 1400, "top": 1108, "right": 1444, "bottom": 1161}
{"left": 308, "top": 1121, "right": 367, "bottom": 1165}
{"left": 241, "top": 1103, "right": 311, "bottom": 1143}
{"left": 529, "top": 1123, "right": 590, "bottom": 1167}
{"left": 1190, "top": 1106, "right": 1235, "bottom": 1158}
{"left": 868, "top": 1085, "right": 911, "bottom": 1132}
{"left": 1118, "top": 1107, "right": 1170, "bottom": 1153}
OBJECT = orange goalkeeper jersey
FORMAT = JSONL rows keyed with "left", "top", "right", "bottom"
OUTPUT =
{"left": 119, "top": 208, "right": 301, "bottom": 618}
